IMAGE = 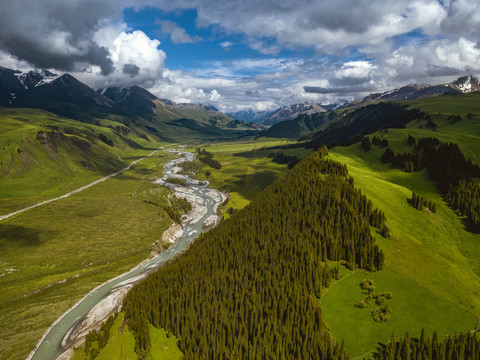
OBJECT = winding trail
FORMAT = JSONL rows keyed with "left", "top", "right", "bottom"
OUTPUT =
{"left": 0, "top": 148, "right": 162, "bottom": 222}
{"left": 26, "top": 149, "right": 227, "bottom": 360}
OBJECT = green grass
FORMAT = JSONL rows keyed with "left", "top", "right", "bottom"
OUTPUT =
{"left": 0, "top": 152, "right": 176, "bottom": 360}
{"left": 402, "top": 93, "right": 480, "bottom": 164}
{"left": 0, "top": 107, "right": 165, "bottom": 215}
{"left": 71, "top": 312, "right": 139, "bottom": 360}
{"left": 328, "top": 143, "right": 480, "bottom": 311}
{"left": 185, "top": 138, "right": 310, "bottom": 211}
{"left": 147, "top": 325, "right": 183, "bottom": 360}
{"left": 71, "top": 312, "right": 183, "bottom": 360}
{"left": 321, "top": 268, "right": 477, "bottom": 358}
{"left": 321, "top": 113, "right": 480, "bottom": 357}
{"left": 404, "top": 93, "right": 480, "bottom": 118}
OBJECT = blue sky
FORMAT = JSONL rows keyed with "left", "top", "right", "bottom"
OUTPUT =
{"left": 0, "top": 0, "right": 479, "bottom": 111}
{"left": 122, "top": 6, "right": 315, "bottom": 77}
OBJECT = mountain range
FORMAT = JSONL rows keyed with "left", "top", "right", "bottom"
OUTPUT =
{"left": 2, "top": 66, "right": 479, "bottom": 142}
{"left": 345, "top": 75, "right": 480, "bottom": 107}
{"left": 0, "top": 66, "right": 260, "bottom": 141}
{"left": 228, "top": 102, "right": 344, "bottom": 126}
{"left": 228, "top": 76, "right": 480, "bottom": 128}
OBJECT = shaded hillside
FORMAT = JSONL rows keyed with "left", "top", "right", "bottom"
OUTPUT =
{"left": 305, "top": 103, "right": 424, "bottom": 148}
{"left": 264, "top": 111, "right": 337, "bottom": 138}
{"left": 99, "top": 86, "right": 163, "bottom": 115}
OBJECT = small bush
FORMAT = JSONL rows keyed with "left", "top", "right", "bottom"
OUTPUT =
{"left": 354, "top": 300, "right": 368, "bottom": 308}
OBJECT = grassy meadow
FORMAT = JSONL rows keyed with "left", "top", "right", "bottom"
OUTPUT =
{"left": 322, "top": 101, "right": 480, "bottom": 357}
{"left": 0, "top": 107, "right": 164, "bottom": 215}
{"left": 321, "top": 267, "right": 477, "bottom": 358}
{"left": 0, "top": 151, "right": 176, "bottom": 360}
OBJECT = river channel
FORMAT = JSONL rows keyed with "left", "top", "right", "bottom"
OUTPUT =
{"left": 28, "top": 150, "right": 226, "bottom": 360}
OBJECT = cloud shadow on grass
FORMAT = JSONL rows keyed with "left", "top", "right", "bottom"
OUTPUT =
{"left": 0, "top": 224, "right": 45, "bottom": 246}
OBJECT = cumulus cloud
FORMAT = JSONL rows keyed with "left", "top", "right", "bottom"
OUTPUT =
{"left": 1, "top": 0, "right": 480, "bottom": 112}
{"left": 380, "top": 37, "right": 480, "bottom": 83}
{"left": 70, "top": 25, "right": 166, "bottom": 88}
{"left": 157, "top": 20, "right": 203, "bottom": 44}
{"left": 147, "top": 59, "right": 353, "bottom": 112}
{"left": 440, "top": 0, "right": 480, "bottom": 38}
{"left": 0, "top": 0, "right": 129, "bottom": 74}
{"left": 192, "top": 0, "right": 447, "bottom": 54}
{"left": 334, "top": 61, "right": 376, "bottom": 81}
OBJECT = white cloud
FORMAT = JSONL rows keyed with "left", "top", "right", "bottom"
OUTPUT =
{"left": 219, "top": 41, "right": 234, "bottom": 47}
{"left": 380, "top": 37, "right": 480, "bottom": 84}
{"left": 74, "top": 24, "right": 166, "bottom": 88}
{"left": 335, "top": 61, "right": 375, "bottom": 80}
{"left": 441, "top": 0, "right": 480, "bottom": 38}
{"left": 1, "top": 0, "right": 480, "bottom": 112}
{"left": 157, "top": 20, "right": 203, "bottom": 44}
{"left": 192, "top": 0, "right": 447, "bottom": 55}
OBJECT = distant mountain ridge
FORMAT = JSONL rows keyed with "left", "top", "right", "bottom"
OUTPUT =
{"left": 0, "top": 67, "right": 60, "bottom": 105}
{"left": 0, "top": 66, "right": 238, "bottom": 123}
{"left": 0, "top": 66, "right": 116, "bottom": 109}
{"left": 226, "top": 109, "right": 270, "bottom": 123}
{"left": 261, "top": 103, "right": 327, "bottom": 127}
{"left": 346, "top": 75, "right": 480, "bottom": 107}
{"left": 228, "top": 102, "right": 333, "bottom": 126}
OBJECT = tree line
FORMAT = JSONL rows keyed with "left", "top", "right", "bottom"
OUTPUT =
{"left": 374, "top": 330, "right": 480, "bottom": 360}
{"left": 120, "top": 146, "right": 388, "bottom": 359}
{"left": 269, "top": 152, "right": 300, "bottom": 169}
{"left": 360, "top": 136, "right": 389, "bottom": 152}
{"left": 408, "top": 191, "right": 437, "bottom": 213}
{"left": 196, "top": 148, "right": 222, "bottom": 170}
{"left": 381, "top": 136, "right": 480, "bottom": 231}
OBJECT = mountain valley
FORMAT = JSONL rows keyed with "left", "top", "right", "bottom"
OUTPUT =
{"left": 2, "top": 66, "right": 480, "bottom": 360}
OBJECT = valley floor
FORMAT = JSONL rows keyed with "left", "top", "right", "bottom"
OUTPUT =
{"left": 0, "top": 149, "right": 176, "bottom": 360}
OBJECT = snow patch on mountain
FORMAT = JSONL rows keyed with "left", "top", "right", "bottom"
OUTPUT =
{"left": 13, "top": 72, "right": 28, "bottom": 89}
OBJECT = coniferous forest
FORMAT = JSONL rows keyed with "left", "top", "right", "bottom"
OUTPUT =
{"left": 122, "top": 147, "right": 387, "bottom": 359}
{"left": 374, "top": 330, "right": 480, "bottom": 360}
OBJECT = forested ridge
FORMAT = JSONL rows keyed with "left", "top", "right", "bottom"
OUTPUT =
{"left": 120, "top": 147, "right": 388, "bottom": 359}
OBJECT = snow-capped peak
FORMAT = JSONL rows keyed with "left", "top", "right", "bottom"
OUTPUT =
{"left": 457, "top": 75, "right": 472, "bottom": 93}
{"left": 450, "top": 75, "right": 480, "bottom": 93}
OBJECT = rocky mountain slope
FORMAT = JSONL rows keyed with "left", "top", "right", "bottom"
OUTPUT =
{"left": 229, "top": 102, "right": 328, "bottom": 127}
{"left": 346, "top": 75, "right": 480, "bottom": 107}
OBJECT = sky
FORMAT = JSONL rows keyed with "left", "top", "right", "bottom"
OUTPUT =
{"left": 0, "top": 0, "right": 479, "bottom": 112}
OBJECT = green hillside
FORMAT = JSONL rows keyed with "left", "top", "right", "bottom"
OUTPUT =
{"left": 0, "top": 107, "right": 165, "bottom": 214}
{"left": 4, "top": 92, "right": 480, "bottom": 360}
{"left": 320, "top": 95, "right": 480, "bottom": 357}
